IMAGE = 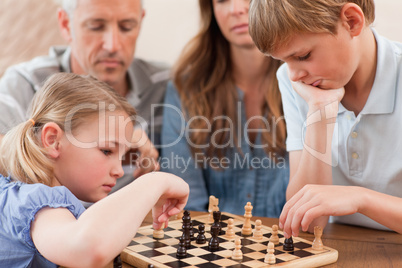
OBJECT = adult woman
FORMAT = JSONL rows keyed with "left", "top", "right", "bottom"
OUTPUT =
{"left": 161, "top": 0, "right": 289, "bottom": 217}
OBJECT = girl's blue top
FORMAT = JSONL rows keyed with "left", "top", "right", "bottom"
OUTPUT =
{"left": 0, "top": 175, "right": 85, "bottom": 267}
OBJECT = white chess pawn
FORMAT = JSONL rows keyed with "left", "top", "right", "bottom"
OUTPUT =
{"left": 153, "top": 222, "right": 165, "bottom": 239}
{"left": 225, "top": 218, "right": 236, "bottom": 240}
{"left": 252, "top": 219, "right": 263, "bottom": 240}
{"left": 270, "top": 224, "right": 280, "bottom": 245}
{"left": 312, "top": 226, "right": 324, "bottom": 251}
{"left": 232, "top": 238, "right": 243, "bottom": 260}
{"left": 264, "top": 242, "right": 276, "bottom": 264}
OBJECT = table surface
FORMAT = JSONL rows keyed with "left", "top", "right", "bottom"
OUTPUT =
{"left": 111, "top": 211, "right": 402, "bottom": 268}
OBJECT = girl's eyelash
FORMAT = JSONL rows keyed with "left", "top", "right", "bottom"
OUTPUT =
{"left": 101, "top": 149, "right": 112, "bottom": 156}
{"left": 298, "top": 52, "right": 311, "bottom": 61}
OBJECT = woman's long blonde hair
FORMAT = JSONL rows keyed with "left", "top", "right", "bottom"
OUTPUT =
{"left": 0, "top": 73, "right": 136, "bottom": 185}
{"left": 173, "top": 0, "right": 286, "bottom": 161}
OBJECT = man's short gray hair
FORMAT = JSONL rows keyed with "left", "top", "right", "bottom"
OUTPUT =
{"left": 55, "top": 0, "right": 143, "bottom": 17}
{"left": 62, "top": 0, "right": 78, "bottom": 17}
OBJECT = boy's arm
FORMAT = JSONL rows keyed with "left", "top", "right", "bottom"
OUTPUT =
{"left": 31, "top": 172, "right": 189, "bottom": 267}
{"left": 282, "top": 81, "right": 344, "bottom": 233}
{"left": 280, "top": 184, "right": 402, "bottom": 235}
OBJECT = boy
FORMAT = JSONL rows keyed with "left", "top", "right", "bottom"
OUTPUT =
{"left": 249, "top": 0, "right": 402, "bottom": 236}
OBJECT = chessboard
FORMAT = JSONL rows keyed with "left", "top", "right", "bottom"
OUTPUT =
{"left": 121, "top": 212, "right": 338, "bottom": 268}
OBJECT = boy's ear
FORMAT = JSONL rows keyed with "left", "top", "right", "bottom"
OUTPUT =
{"left": 57, "top": 8, "right": 73, "bottom": 42}
{"left": 340, "top": 3, "right": 365, "bottom": 37}
{"left": 41, "top": 122, "right": 63, "bottom": 159}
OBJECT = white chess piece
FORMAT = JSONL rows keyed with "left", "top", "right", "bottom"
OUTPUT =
{"left": 264, "top": 242, "right": 276, "bottom": 264}
{"left": 312, "top": 226, "right": 324, "bottom": 251}
{"left": 232, "top": 238, "right": 243, "bottom": 260}
{"left": 252, "top": 219, "right": 263, "bottom": 240}
{"left": 270, "top": 224, "right": 280, "bottom": 245}
{"left": 225, "top": 218, "right": 236, "bottom": 240}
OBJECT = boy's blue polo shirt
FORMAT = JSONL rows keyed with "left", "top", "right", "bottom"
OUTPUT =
{"left": 278, "top": 29, "right": 402, "bottom": 230}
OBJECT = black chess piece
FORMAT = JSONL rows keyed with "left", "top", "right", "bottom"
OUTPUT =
{"left": 181, "top": 210, "right": 191, "bottom": 248}
{"left": 196, "top": 224, "right": 207, "bottom": 244}
{"left": 283, "top": 237, "right": 294, "bottom": 251}
{"left": 189, "top": 220, "right": 195, "bottom": 241}
{"left": 113, "top": 254, "right": 122, "bottom": 268}
{"left": 148, "top": 265, "right": 154, "bottom": 268}
{"left": 176, "top": 236, "right": 187, "bottom": 258}
{"left": 212, "top": 210, "right": 225, "bottom": 235}
{"left": 208, "top": 225, "right": 220, "bottom": 251}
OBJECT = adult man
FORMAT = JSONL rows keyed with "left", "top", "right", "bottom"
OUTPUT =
{"left": 0, "top": 0, "right": 168, "bottom": 190}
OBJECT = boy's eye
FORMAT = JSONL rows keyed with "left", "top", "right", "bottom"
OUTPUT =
{"left": 298, "top": 52, "right": 311, "bottom": 61}
{"left": 101, "top": 149, "right": 112, "bottom": 156}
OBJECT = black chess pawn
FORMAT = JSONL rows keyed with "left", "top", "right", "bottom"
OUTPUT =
{"left": 196, "top": 224, "right": 207, "bottom": 244}
{"left": 176, "top": 236, "right": 187, "bottom": 258}
{"left": 113, "top": 254, "right": 122, "bottom": 268}
{"left": 208, "top": 225, "right": 220, "bottom": 251}
{"left": 283, "top": 237, "right": 294, "bottom": 251}
{"left": 189, "top": 220, "right": 195, "bottom": 241}
{"left": 212, "top": 210, "right": 225, "bottom": 235}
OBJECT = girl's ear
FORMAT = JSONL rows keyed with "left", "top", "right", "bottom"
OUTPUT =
{"left": 340, "top": 3, "right": 365, "bottom": 37}
{"left": 41, "top": 123, "right": 63, "bottom": 159}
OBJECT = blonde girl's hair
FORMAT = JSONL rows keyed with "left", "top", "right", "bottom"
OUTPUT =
{"left": 0, "top": 73, "right": 136, "bottom": 185}
{"left": 249, "top": 0, "right": 375, "bottom": 55}
{"left": 173, "top": 0, "right": 286, "bottom": 161}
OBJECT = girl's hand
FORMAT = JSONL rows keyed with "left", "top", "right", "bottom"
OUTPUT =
{"left": 151, "top": 175, "right": 189, "bottom": 230}
{"left": 279, "top": 184, "right": 364, "bottom": 237}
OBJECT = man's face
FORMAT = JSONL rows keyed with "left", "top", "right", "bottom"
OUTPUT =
{"left": 68, "top": 0, "right": 144, "bottom": 87}
{"left": 271, "top": 24, "right": 359, "bottom": 90}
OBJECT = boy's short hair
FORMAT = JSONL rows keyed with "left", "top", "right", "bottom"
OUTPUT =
{"left": 249, "top": 0, "right": 375, "bottom": 55}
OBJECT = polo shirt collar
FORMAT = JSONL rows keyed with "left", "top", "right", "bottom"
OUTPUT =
{"left": 358, "top": 29, "right": 397, "bottom": 115}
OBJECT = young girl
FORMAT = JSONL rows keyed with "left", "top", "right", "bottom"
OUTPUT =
{"left": 0, "top": 73, "right": 189, "bottom": 267}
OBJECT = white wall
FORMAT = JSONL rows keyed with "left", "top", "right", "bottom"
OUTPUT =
{"left": 136, "top": 0, "right": 402, "bottom": 66}
{"left": 136, "top": 0, "right": 200, "bottom": 66}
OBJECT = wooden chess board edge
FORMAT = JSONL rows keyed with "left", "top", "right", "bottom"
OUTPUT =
{"left": 268, "top": 250, "right": 338, "bottom": 268}
{"left": 121, "top": 249, "right": 169, "bottom": 268}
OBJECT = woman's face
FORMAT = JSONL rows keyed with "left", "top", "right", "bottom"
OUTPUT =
{"left": 212, "top": 0, "right": 255, "bottom": 48}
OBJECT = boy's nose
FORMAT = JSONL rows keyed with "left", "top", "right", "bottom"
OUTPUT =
{"left": 288, "top": 66, "right": 308, "bottom": 82}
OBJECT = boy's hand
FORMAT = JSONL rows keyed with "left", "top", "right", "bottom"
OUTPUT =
{"left": 291, "top": 81, "right": 345, "bottom": 110}
{"left": 151, "top": 175, "right": 189, "bottom": 230}
{"left": 279, "top": 184, "right": 364, "bottom": 238}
